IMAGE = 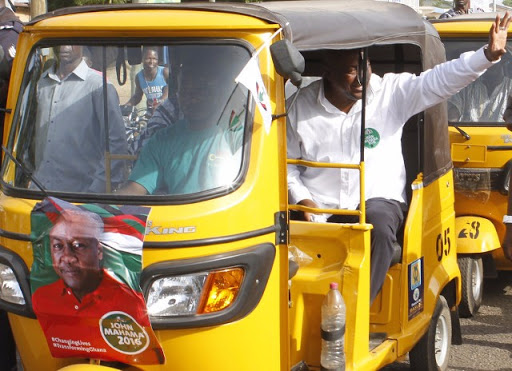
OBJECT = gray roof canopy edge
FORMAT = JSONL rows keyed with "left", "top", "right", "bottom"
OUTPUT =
{"left": 28, "top": 1, "right": 438, "bottom": 50}
{"left": 257, "top": 0, "right": 435, "bottom": 51}
{"left": 27, "top": 2, "right": 283, "bottom": 25}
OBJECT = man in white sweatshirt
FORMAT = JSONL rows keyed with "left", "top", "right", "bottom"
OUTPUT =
{"left": 287, "top": 13, "right": 511, "bottom": 303}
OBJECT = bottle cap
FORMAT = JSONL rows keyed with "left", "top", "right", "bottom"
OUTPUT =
{"left": 329, "top": 282, "right": 338, "bottom": 290}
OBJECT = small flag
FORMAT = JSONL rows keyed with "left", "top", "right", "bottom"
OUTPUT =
{"left": 229, "top": 109, "right": 244, "bottom": 132}
{"left": 235, "top": 58, "right": 272, "bottom": 134}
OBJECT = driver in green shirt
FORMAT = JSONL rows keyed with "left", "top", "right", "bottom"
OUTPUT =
{"left": 118, "top": 53, "right": 245, "bottom": 195}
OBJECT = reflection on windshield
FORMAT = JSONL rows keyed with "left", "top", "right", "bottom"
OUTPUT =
{"left": 3, "top": 43, "right": 251, "bottom": 198}
{"left": 445, "top": 41, "right": 512, "bottom": 123}
{"left": 33, "top": 45, "right": 127, "bottom": 193}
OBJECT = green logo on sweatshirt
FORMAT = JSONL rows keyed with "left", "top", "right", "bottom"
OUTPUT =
{"left": 364, "top": 128, "right": 380, "bottom": 149}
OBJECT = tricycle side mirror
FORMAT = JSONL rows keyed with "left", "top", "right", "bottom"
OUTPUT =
{"left": 270, "top": 39, "right": 304, "bottom": 88}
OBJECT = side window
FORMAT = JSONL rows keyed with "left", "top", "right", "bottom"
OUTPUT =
{"left": 445, "top": 40, "right": 512, "bottom": 123}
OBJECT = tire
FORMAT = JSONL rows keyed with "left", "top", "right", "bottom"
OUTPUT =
{"left": 409, "top": 295, "right": 452, "bottom": 371}
{"left": 458, "top": 255, "right": 484, "bottom": 318}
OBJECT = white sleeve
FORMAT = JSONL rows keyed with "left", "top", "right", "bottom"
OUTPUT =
{"left": 390, "top": 46, "right": 496, "bottom": 123}
{"left": 286, "top": 98, "right": 313, "bottom": 205}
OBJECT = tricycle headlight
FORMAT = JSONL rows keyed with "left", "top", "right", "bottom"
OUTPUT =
{"left": 146, "top": 267, "right": 244, "bottom": 317}
{"left": 146, "top": 273, "right": 208, "bottom": 316}
{"left": 0, "top": 262, "right": 25, "bottom": 305}
{"left": 141, "top": 244, "right": 274, "bottom": 329}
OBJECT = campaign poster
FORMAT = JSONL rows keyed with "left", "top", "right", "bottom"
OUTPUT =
{"left": 30, "top": 197, "right": 164, "bottom": 365}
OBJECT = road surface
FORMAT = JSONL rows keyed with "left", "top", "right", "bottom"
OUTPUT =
{"left": 383, "top": 271, "right": 512, "bottom": 370}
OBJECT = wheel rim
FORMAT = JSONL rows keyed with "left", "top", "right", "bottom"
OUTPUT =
{"left": 434, "top": 311, "right": 449, "bottom": 366}
{"left": 471, "top": 259, "right": 483, "bottom": 300}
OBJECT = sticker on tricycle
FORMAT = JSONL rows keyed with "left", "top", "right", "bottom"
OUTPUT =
{"left": 100, "top": 311, "right": 150, "bottom": 354}
{"left": 408, "top": 257, "right": 424, "bottom": 320}
{"left": 29, "top": 197, "right": 164, "bottom": 365}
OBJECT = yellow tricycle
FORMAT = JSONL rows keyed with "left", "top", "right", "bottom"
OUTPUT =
{"left": 433, "top": 13, "right": 512, "bottom": 317}
{"left": 0, "top": 1, "right": 461, "bottom": 370}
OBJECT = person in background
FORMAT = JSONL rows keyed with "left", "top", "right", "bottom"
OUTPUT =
{"left": 124, "top": 46, "right": 169, "bottom": 114}
{"left": 118, "top": 54, "right": 245, "bottom": 196}
{"left": 287, "top": 13, "right": 511, "bottom": 304}
{"left": 0, "top": 1, "right": 22, "bottom": 141}
{"left": 0, "top": 4, "right": 23, "bottom": 368}
{"left": 33, "top": 45, "right": 128, "bottom": 193}
{"left": 439, "top": 0, "right": 484, "bottom": 19}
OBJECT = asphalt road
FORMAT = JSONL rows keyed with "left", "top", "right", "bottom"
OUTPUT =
{"left": 14, "top": 273, "right": 512, "bottom": 371}
{"left": 383, "top": 271, "right": 512, "bottom": 370}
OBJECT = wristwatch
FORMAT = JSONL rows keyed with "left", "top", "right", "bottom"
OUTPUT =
{"left": 503, "top": 215, "right": 512, "bottom": 224}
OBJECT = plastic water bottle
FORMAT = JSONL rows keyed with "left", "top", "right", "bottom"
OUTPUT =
{"left": 320, "top": 282, "right": 346, "bottom": 371}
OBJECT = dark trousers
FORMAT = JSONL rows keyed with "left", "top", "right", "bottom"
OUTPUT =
{"left": 328, "top": 198, "right": 406, "bottom": 304}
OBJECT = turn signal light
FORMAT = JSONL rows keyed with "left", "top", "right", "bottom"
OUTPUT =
{"left": 198, "top": 268, "right": 244, "bottom": 314}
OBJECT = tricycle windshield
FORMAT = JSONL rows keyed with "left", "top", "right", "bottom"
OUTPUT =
{"left": 2, "top": 41, "right": 252, "bottom": 199}
{"left": 445, "top": 39, "right": 512, "bottom": 123}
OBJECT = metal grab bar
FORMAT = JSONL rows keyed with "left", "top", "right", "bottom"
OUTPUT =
{"left": 286, "top": 158, "right": 366, "bottom": 224}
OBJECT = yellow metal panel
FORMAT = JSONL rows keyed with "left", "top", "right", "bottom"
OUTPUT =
{"left": 398, "top": 171, "right": 461, "bottom": 357}
{"left": 2, "top": 13, "right": 288, "bottom": 371}
{"left": 29, "top": 9, "right": 272, "bottom": 31}
{"left": 451, "top": 143, "right": 487, "bottom": 163}
{"left": 289, "top": 221, "right": 373, "bottom": 370}
{"left": 370, "top": 266, "right": 399, "bottom": 326}
{"left": 9, "top": 314, "right": 76, "bottom": 370}
{"left": 148, "top": 248, "right": 283, "bottom": 371}
{"left": 449, "top": 126, "right": 512, "bottom": 168}
{"left": 433, "top": 20, "right": 507, "bottom": 36}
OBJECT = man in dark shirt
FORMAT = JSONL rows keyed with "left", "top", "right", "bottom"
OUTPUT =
{"left": 439, "top": 0, "right": 484, "bottom": 19}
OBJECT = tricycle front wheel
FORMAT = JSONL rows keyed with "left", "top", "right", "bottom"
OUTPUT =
{"left": 409, "top": 295, "right": 452, "bottom": 371}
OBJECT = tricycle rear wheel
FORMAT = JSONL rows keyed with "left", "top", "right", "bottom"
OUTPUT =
{"left": 458, "top": 255, "right": 484, "bottom": 318}
{"left": 409, "top": 295, "right": 452, "bottom": 371}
